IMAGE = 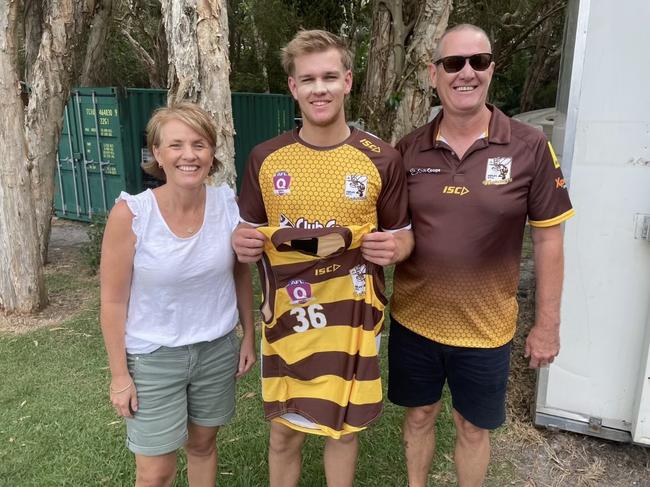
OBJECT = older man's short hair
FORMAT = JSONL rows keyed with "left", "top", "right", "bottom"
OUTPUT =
{"left": 434, "top": 24, "right": 492, "bottom": 61}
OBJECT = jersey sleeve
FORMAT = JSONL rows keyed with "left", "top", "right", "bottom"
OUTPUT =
{"left": 237, "top": 146, "right": 268, "bottom": 226}
{"left": 527, "top": 139, "right": 576, "bottom": 227}
{"left": 376, "top": 149, "right": 410, "bottom": 231}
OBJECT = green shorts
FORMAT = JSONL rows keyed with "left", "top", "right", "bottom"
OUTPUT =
{"left": 125, "top": 331, "right": 239, "bottom": 456}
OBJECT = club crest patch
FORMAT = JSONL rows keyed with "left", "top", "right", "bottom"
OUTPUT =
{"left": 286, "top": 279, "right": 313, "bottom": 304}
{"left": 349, "top": 264, "right": 367, "bottom": 296}
{"left": 344, "top": 174, "right": 368, "bottom": 199}
{"left": 483, "top": 157, "right": 513, "bottom": 185}
{"left": 273, "top": 171, "right": 292, "bottom": 195}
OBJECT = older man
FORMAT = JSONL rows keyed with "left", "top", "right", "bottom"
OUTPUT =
{"left": 388, "top": 24, "right": 575, "bottom": 487}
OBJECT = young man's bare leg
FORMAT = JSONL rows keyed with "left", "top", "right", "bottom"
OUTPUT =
{"left": 269, "top": 422, "right": 305, "bottom": 487}
{"left": 452, "top": 409, "right": 490, "bottom": 487}
{"left": 323, "top": 432, "right": 358, "bottom": 487}
{"left": 403, "top": 402, "right": 442, "bottom": 487}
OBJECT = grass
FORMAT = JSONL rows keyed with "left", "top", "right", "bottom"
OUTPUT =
{"left": 0, "top": 264, "right": 516, "bottom": 487}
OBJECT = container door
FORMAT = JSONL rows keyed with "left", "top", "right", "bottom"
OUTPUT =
{"left": 55, "top": 102, "right": 88, "bottom": 219}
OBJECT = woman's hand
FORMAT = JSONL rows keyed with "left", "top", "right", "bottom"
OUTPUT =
{"left": 236, "top": 335, "right": 257, "bottom": 378}
{"left": 110, "top": 375, "right": 138, "bottom": 417}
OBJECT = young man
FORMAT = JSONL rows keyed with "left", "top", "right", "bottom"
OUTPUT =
{"left": 232, "top": 30, "right": 413, "bottom": 486}
{"left": 389, "top": 24, "right": 575, "bottom": 487}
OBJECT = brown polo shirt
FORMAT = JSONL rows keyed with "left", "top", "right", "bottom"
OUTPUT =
{"left": 391, "top": 105, "right": 575, "bottom": 348}
{"left": 238, "top": 128, "right": 410, "bottom": 232}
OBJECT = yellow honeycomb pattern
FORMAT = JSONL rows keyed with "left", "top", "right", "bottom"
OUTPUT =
{"left": 391, "top": 261, "right": 520, "bottom": 348}
{"left": 258, "top": 143, "right": 382, "bottom": 227}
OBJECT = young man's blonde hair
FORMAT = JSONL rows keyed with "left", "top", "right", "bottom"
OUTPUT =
{"left": 143, "top": 102, "right": 221, "bottom": 181}
{"left": 281, "top": 29, "right": 353, "bottom": 76}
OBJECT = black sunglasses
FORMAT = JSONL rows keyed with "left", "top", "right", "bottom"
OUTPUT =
{"left": 433, "top": 53, "right": 493, "bottom": 73}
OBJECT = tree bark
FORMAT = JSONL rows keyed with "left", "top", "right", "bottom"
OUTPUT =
{"left": 26, "top": 0, "right": 96, "bottom": 264}
{"left": 23, "top": 0, "right": 43, "bottom": 82}
{"left": 0, "top": 0, "right": 46, "bottom": 313}
{"left": 361, "top": 0, "right": 451, "bottom": 143}
{"left": 80, "top": 0, "right": 114, "bottom": 86}
{"left": 359, "top": 0, "right": 395, "bottom": 140}
{"left": 390, "top": 0, "right": 451, "bottom": 144}
{"left": 161, "top": 0, "right": 236, "bottom": 187}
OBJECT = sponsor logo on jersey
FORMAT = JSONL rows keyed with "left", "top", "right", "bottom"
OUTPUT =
{"left": 349, "top": 264, "right": 367, "bottom": 295}
{"left": 409, "top": 167, "right": 442, "bottom": 176}
{"left": 315, "top": 264, "right": 341, "bottom": 276}
{"left": 286, "top": 279, "right": 313, "bottom": 304}
{"left": 483, "top": 157, "right": 513, "bottom": 185}
{"left": 555, "top": 177, "right": 567, "bottom": 189}
{"left": 442, "top": 185, "right": 470, "bottom": 196}
{"left": 360, "top": 138, "right": 381, "bottom": 153}
{"left": 345, "top": 174, "right": 368, "bottom": 199}
{"left": 273, "top": 171, "right": 292, "bottom": 195}
{"left": 280, "top": 214, "right": 337, "bottom": 229}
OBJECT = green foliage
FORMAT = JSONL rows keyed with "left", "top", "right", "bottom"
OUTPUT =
{"left": 101, "top": 28, "right": 150, "bottom": 88}
{"left": 80, "top": 215, "right": 107, "bottom": 274}
{"left": 0, "top": 266, "right": 516, "bottom": 486}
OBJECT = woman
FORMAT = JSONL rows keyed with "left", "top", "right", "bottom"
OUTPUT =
{"left": 100, "top": 102, "right": 256, "bottom": 486}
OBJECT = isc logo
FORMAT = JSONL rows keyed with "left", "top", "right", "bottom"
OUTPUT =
{"left": 442, "top": 186, "right": 470, "bottom": 195}
{"left": 315, "top": 264, "right": 341, "bottom": 276}
{"left": 360, "top": 138, "right": 381, "bottom": 153}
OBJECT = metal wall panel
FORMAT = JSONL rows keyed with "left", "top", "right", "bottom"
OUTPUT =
{"left": 535, "top": 0, "right": 650, "bottom": 446}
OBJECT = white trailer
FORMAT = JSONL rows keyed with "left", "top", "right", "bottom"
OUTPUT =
{"left": 534, "top": 0, "right": 650, "bottom": 445}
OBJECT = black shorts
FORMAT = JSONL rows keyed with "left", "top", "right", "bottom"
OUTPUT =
{"left": 387, "top": 317, "right": 511, "bottom": 430}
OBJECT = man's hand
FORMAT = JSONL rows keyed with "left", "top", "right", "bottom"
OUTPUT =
{"left": 361, "top": 229, "right": 413, "bottom": 266}
{"left": 524, "top": 323, "right": 560, "bottom": 368}
{"left": 232, "top": 224, "right": 265, "bottom": 263}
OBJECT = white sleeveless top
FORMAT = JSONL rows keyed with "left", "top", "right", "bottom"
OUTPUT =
{"left": 118, "top": 184, "right": 240, "bottom": 354}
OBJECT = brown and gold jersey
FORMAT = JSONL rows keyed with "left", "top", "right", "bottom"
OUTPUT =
{"left": 392, "top": 106, "right": 575, "bottom": 348}
{"left": 238, "top": 128, "right": 409, "bottom": 231}
{"left": 257, "top": 224, "right": 386, "bottom": 438}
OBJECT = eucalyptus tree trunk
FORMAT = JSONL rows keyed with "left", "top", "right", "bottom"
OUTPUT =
{"left": 1, "top": 0, "right": 95, "bottom": 312}
{"left": 390, "top": 0, "right": 451, "bottom": 144}
{"left": 23, "top": 0, "right": 43, "bottom": 81}
{"left": 26, "top": 0, "right": 96, "bottom": 264}
{"left": 80, "top": 0, "right": 114, "bottom": 86}
{"left": 0, "top": 0, "right": 45, "bottom": 313}
{"left": 161, "top": 0, "right": 236, "bottom": 187}
{"left": 360, "top": 0, "right": 451, "bottom": 143}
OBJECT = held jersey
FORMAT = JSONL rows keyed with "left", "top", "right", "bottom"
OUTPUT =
{"left": 257, "top": 224, "right": 386, "bottom": 438}
{"left": 238, "top": 128, "right": 410, "bottom": 232}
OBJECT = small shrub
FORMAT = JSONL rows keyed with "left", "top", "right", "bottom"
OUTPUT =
{"left": 81, "top": 215, "right": 107, "bottom": 274}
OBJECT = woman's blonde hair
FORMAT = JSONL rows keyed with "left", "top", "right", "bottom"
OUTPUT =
{"left": 142, "top": 102, "right": 222, "bottom": 181}
{"left": 281, "top": 29, "right": 353, "bottom": 76}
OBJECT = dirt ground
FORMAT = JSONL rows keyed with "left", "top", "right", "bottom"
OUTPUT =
{"left": 495, "top": 246, "right": 650, "bottom": 486}
{"left": 2, "top": 219, "right": 649, "bottom": 486}
{"left": 0, "top": 218, "right": 94, "bottom": 333}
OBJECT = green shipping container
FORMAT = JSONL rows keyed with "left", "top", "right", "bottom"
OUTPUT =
{"left": 54, "top": 89, "right": 294, "bottom": 222}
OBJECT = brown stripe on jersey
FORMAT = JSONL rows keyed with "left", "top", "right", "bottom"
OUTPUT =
{"left": 262, "top": 351, "right": 380, "bottom": 381}
{"left": 264, "top": 299, "right": 384, "bottom": 344}
{"left": 268, "top": 247, "right": 365, "bottom": 287}
{"left": 264, "top": 397, "right": 383, "bottom": 431}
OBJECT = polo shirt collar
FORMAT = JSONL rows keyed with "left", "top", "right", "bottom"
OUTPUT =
{"left": 419, "top": 104, "right": 511, "bottom": 152}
